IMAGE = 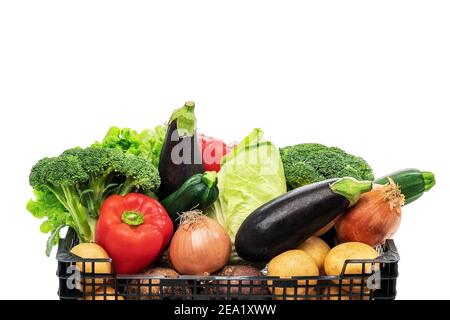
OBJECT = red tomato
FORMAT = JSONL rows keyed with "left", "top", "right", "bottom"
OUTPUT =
{"left": 198, "top": 133, "right": 213, "bottom": 148}
{"left": 198, "top": 134, "right": 233, "bottom": 172}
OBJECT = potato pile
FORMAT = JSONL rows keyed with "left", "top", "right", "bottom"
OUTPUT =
{"left": 267, "top": 238, "right": 379, "bottom": 300}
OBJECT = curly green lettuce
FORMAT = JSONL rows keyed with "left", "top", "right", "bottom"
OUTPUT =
{"left": 27, "top": 189, "right": 73, "bottom": 256}
{"left": 95, "top": 125, "right": 167, "bottom": 168}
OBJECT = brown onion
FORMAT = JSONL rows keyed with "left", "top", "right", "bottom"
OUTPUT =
{"left": 336, "top": 178, "right": 405, "bottom": 247}
{"left": 169, "top": 210, "right": 232, "bottom": 275}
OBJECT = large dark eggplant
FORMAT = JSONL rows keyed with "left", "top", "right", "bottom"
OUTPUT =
{"left": 158, "top": 101, "right": 205, "bottom": 199}
{"left": 235, "top": 177, "right": 372, "bottom": 262}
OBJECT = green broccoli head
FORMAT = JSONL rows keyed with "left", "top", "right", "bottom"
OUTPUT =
{"left": 46, "top": 156, "right": 90, "bottom": 187}
{"left": 117, "top": 155, "right": 161, "bottom": 193}
{"left": 29, "top": 157, "right": 53, "bottom": 189}
{"left": 69, "top": 147, "right": 159, "bottom": 221}
{"left": 280, "top": 143, "right": 374, "bottom": 189}
{"left": 28, "top": 153, "right": 95, "bottom": 245}
{"left": 29, "top": 155, "right": 89, "bottom": 189}
{"left": 60, "top": 146, "right": 160, "bottom": 193}
{"left": 62, "top": 147, "right": 113, "bottom": 175}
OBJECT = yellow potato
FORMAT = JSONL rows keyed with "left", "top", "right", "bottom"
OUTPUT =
{"left": 342, "top": 285, "right": 371, "bottom": 295}
{"left": 324, "top": 242, "right": 379, "bottom": 289}
{"left": 321, "top": 286, "right": 369, "bottom": 301}
{"left": 297, "top": 236, "right": 331, "bottom": 273}
{"left": 84, "top": 287, "right": 124, "bottom": 301}
{"left": 70, "top": 243, "right": 112, "bottom": 293}
{"left": 305, "top": 288, "right": 319, "bottom": 301}
{"left": 268, "top": 250, "right": 319, "bottom": 300}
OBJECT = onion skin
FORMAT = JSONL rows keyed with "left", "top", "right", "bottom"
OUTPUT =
{"left": 170, "top": 212, "right": 232, "bottom": 275}
{"left": 336, "top": 183, "right": 404, "bottom": 247}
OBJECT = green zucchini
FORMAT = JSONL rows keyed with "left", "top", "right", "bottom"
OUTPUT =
{"left": 374, "top": 168, "right": 435, "bottom": 205}
{"left": 161, "top": 171, "right": 219, "bottom": 222}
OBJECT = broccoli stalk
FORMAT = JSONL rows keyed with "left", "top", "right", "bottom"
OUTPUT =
{"left": 58, "top": 186, "right": 97, "bottom": 243}
{"left": 28, "top": 147, "right": 161, "bottom": 253}
{"left": 29, "top": 155, "right": 96, "bottom": 243}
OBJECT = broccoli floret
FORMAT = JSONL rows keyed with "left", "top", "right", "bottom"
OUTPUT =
{"left": 29, "top": 156, "right": 85, "bottom": 188}
{"left": 62, "top": 147, "right": 111, "bottom": 174}
{"left": 28, "top": 146, "right": 161, "bottom": 252}
{"left": 280, "top": 143, "right": 374, "bottom": 189}
{"left": 111, "top": 153, "right": 161, "bottom": 195}
{"left": 29, "top": 154, "right": 95, "bottom": 244}
{"left": 63, "top": 146, "right": 159, "bottom": 205}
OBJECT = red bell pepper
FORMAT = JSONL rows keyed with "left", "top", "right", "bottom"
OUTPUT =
{"left": 96, "top": 193, "right": 173, "bottom": 274}
{"left": 199, "top": 134, "right": 235, "bottom": 172}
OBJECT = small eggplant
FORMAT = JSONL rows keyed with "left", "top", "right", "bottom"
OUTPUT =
{"left": 158, "top": 101, "right": 204, "bottom": 199}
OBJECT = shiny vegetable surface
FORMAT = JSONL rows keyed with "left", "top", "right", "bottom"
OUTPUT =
{"left": 374, "top": 168, "right": 435, "bottom": 205}
{"left": 161, "top": 172, "right": 219, "bottom": 222}
{"left": 170, "top": 210, "right": 231, "bottom": 275}
{"left": 158, "top": 101, "right": 204, "bottom": 199}
{"left": 96, "top": 193, "right": 173, "bottom": 274}
{"left": 336, "top": 178, "right": 405, "bottom": 246}
{"left": 235, "top": 177, "right": 372, "bottom": 262}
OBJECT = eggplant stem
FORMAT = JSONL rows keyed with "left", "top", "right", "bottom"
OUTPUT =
{"left": 330, "top": 177, "right": 373, "bottom": 207}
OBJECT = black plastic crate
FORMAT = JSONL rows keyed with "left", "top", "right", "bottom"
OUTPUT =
{"left": 56, "top": 228, "right": 399, "bottom": 300}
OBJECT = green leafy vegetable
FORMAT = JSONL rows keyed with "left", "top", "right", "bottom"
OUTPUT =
{"left": 207, "top": 128, "right": 287, "bottom": 244}
{"left": 280, "top": 143, "right": 374, "bottom": 190}
{"left": 27, "top": 146, "right": 160, "bottom": 255}
{"left": 27, "top": 189, "right": 74, "bottom": 256}
{"left": 95, "top": 125, "right": 167, "bottom": 168}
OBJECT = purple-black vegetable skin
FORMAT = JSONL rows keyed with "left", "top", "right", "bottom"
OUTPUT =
{"left": 235, "top": 177, "right": 372, "bottom": 262}
{"left": 158, "top": 102, "right": 204, "bottom": 199}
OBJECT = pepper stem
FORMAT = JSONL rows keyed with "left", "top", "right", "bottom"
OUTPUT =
{"left": 202, "top": 171, "right": 218, "bottom": 189}
{"left": 121, "top": 211, "right": 145, "bottom": 226}
{"left": 330, "top": 177, "right": 373, "bottom": 207}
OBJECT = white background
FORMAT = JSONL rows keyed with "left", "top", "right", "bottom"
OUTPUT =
{"left": 0, "top": 1, "right": 449, "bottom": 300}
